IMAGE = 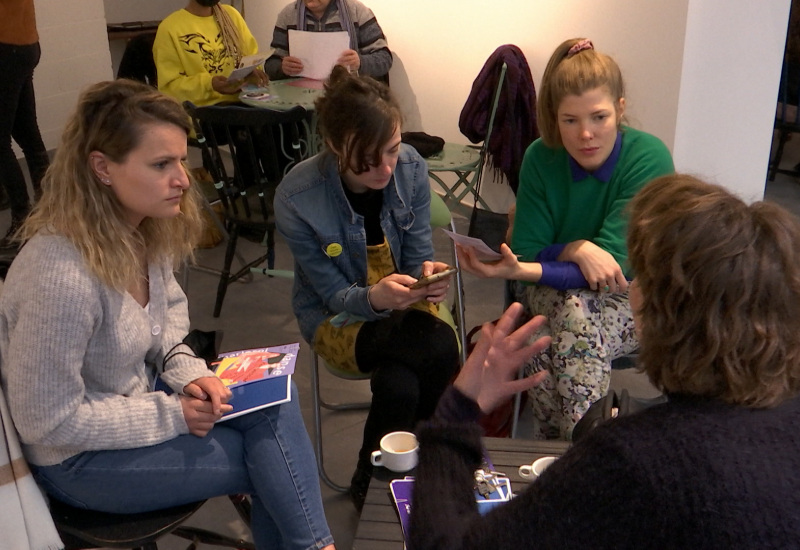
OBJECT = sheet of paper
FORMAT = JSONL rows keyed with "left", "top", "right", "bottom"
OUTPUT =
{"left": 289, "top": 30, "right": 349, "bottom": 80}
{"left": 441, "top": 229, "right": 503, "bottom": 261}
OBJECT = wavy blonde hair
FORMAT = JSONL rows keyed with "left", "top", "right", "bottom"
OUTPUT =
{"left": 628, "top": 174, "right": 800, "bottom": 408}
{"left": 20, "top": 79, "right": 205, "bottom": 291}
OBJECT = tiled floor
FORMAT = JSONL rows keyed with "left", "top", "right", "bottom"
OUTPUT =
{"left": 7, "top": 134, "right": 800, "bottom": 548}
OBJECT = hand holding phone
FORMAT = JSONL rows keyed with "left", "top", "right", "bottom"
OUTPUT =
{"left": 409, "top": 267, "right": 458, "bottom": 289}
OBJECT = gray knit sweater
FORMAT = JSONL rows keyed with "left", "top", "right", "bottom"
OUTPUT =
{"left": 0, "top": 234, "right": 211, "bottom": 466}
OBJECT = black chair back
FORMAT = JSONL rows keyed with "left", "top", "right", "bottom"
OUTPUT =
{"left": 183, "top": 102, "right": 307, "bottom": 317}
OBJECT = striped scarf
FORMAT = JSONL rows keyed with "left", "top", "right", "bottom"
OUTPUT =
{"left": 296, "top": 0, "right": 358, "bottom": 51}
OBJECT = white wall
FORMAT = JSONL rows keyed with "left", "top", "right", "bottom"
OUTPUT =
{"left": 103, "top": 0, "right": 184, "bottom": 23}
{"left": 28, "top": 0, "right": 790, "bottom": 201}
{"left": 33, "top": 0, "right": 113, "bottom": 150}
{"left": 247, "top": 1, "right": 688, "bottom": 148}
{"left": 673, "top": 0, "right": 790, "bottom": 200}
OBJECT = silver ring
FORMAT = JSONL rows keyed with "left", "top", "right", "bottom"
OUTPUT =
{"left": 602, "top": 285, "right": 610, "bottom": 292}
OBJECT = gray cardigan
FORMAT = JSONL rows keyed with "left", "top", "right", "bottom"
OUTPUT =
{"left": 0, "top": 234, "right": 211, "bottom": 466}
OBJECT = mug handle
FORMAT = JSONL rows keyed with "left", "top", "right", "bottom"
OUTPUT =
{"left": 518, "top": 464, "right": 534, "bottom": 479}
{"left": 370, "top": 450, "right": 383, "bottom": 467}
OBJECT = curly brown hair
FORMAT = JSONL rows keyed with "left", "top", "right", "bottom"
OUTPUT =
{"left": 627, "top": 174, "right": 800, "bottom": 407}
{"left": 315, "top": 65, "right": 402, "bottom": 175}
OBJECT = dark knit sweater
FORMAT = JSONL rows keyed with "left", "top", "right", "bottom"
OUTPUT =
{"left": 409, "top": 386, "right": 800, "bottom": 549}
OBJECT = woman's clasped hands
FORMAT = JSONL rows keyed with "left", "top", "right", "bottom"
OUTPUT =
{"left": 367, "top": 261, "right": 451, "bottom": 312}
{"left": 181, "top": 376, "right": 233, "bottom": 437}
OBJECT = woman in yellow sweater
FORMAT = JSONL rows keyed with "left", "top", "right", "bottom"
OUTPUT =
{"left": 153, "top": 0, "right": 268, "bottom": 107}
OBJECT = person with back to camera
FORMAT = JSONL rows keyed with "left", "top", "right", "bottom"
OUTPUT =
{"left": 153, "top": 0, "right": 269, "bottom": 107}
{"left": 457, "top": 38, "right": 674, "bottom": 440}
{"left": 274, "top": 65, "right": 459, "bottom": 512}
{"left": 0, "top": 79, "right": 335, "bottom": 550}
{"left": 265, "top": 0, "right": 392, "bottom": 82}
{"left": 0, "top": 0, "right": 51, "bottom": 249}
{"left": 408, "top": 173, "right": 800, "bottom": 549}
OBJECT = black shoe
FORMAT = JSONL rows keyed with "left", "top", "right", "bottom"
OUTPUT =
{"left": 0, "top": 220, "right": 21, "bottom": 251}
{"left": 348, "top": 460, "right": 373, "bottom": 514}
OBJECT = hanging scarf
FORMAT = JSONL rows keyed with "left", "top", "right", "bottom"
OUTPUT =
{"left": 296, "top": 0, "right": 358, "bottom": 51}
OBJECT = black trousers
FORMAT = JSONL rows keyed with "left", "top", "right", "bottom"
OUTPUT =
{"left": 355, "top": 308, "right": 460, "bottom": 464}
{"left": 0, "top": 42, "right": 49, "bottom": 220}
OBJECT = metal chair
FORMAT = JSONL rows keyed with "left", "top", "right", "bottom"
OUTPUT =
{"left": 183, "top": 101, "right": 307, "bottom": 317}
{"left": 426, "top": 63, "right": 507, "bottom": 213}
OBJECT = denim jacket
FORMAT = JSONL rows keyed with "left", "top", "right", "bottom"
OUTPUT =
{"left": 274, "top": 144, "right": 433, "bottom": 344}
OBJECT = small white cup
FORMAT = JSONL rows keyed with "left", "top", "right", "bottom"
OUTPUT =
{"left": 518, "top": 456, "right": 557, "bottom": 480}
{"left": 370, "top": 431, "right": 419, "bottom": 472}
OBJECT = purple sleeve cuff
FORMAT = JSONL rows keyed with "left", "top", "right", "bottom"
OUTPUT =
{"left": 538, "top": 261, "right": 589, "bottom": 290}
{"left": 534, "top": 244, "right": 589, "bottom": 290}
{"left": 535, "top": 243, "right": 567, "bottom": 262}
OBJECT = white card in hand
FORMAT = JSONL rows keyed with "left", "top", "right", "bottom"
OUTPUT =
{"left": 229, "top": 53, "right": 268, "bottom": 81}
{"left": 442, "top": 229, "right": 503, "bottom": 261}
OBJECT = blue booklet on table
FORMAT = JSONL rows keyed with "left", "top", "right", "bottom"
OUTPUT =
{"left": 154, "top": 342, "right": 298, "bottom": 422}
{"left": 389, "top": 452, "right": 512, "bottom": 545}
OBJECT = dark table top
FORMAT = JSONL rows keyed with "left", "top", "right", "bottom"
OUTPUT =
{"left": 352, "top": 437, "right": 570, "bottom": 549}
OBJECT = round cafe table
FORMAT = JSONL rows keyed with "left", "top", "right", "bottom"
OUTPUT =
{"left": 239, "top": 78, "right": 325, "bottom": 158}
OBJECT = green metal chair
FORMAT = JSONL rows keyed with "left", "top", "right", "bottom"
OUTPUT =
{"left": 426, "top": 63, "right": 507, "bottom": 213}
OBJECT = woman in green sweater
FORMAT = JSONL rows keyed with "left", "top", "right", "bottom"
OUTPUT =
{"left": 458, "top": 38, "right": 673, "bottom": 439}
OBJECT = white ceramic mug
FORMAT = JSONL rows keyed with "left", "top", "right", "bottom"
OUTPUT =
{"left": 518, "top": 456, "right": 557, "bottom": 480}
{"left": 370, "top": 431, "right": 419, "bottom": 472}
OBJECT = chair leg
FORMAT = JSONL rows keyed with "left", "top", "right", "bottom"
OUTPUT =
{"left": 310, "top": 353, "right": 350, "bottom": 493}
{"left": 770, "top": 128, "right": 789, "bottom": 181}
{"left": 448, "top": 219, "right": 468, "bottom": 365}
{"left": 510, "top": 366, "right": 525, "bottom": 439}
{"left": 213, "top": 226, "right": 239, "bottom": 318}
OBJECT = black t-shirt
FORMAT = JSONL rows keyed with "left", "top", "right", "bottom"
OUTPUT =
{"left": 343, "top": 185, "right": 384, "bottom": 245}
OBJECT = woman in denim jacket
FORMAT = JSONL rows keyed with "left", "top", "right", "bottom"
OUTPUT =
{"left": 274, "top": 66, "right": 459, "bottom": 512}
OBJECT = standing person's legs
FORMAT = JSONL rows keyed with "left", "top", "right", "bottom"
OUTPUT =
{"left": 524, "top": 287, "right": 637, "bottom": 440}
{"left": 34, "top": 384, "right": 334, "bottom": 550}
{"left": 11, "top": 43, "right": 49, "bottom": 200}
{"left": 0, "top": 43, "right": 37, "bottom": 230}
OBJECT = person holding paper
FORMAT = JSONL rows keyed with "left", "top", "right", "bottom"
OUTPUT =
{"left": 0, "top": 79, "right": 335, "bottom": 550}
{"left": 409, "top": 175, "right": 800, "bottom": 549}
{"left": 274, "top": 66, "right": 459, "bottom": 512}
{"left": 265, "top": 0, "right": 392, "bottom": 81}
{"left": 153, "top": 0, "right": 269, "bottom": 107}
{"left": 457, "top": 39, "right": 673, "bottom": 440}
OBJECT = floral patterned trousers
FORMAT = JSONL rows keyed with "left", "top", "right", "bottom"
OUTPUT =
{"left": 514, "top": 283, "right": 638, "bottom": 440}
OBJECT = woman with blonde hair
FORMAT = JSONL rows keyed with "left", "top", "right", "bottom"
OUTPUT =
{"left": 458, "top": 38, "right": 673, "bottom": 439}
{"left": 409, "top": 173, "right": 800, "bottom": 548}
{"left": 0, "top": 79, "right": 335, "bottom": 550}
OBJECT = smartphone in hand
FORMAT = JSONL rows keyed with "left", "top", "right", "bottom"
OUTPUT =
{"left": 409, "top": 267, "right": 458, "bottom": 289}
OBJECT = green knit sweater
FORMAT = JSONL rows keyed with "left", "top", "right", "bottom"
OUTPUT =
{"left": 511, "top": 126, "right": 674, "bottom": 279}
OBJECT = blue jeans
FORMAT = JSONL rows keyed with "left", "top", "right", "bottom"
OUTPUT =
{"left": 34, "top": 384, "right": 334, "bottom": 550}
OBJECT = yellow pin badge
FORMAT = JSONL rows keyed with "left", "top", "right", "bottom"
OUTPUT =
{"left": 326, "top": 243, "right": 343, "bottom": 257}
